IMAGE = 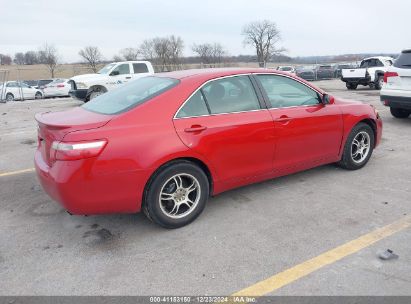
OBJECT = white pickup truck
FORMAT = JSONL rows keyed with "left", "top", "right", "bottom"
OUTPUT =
{"left": 341, "top": 56, "right": 394, "bottom": 90}
{"left": 69, "top": 61, "right": 154, "bottom": 102}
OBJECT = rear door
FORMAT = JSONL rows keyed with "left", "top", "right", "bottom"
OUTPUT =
{"left": 173, "top": 75, "right": 275, "bottom": 183}
{"left": 20, "top": 82, "right": 36, "bottom": 99}
{"left": 255, "top": 74, "right": 343, "bottom": 171}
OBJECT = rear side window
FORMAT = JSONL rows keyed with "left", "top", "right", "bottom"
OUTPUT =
{"left": 82, "top": 76, "right": 179, "bottom": 115}
{"left": 202, "top": 76, "right": 260, "bottom": 114}
{"left": 394, "top": 52, "right": 411, "bottom": 69}
{"left": 176, "top": 91, "right": 209, "bottom": 118}
{"left": 133, "top": 63, "right": 149, "bottom": 74}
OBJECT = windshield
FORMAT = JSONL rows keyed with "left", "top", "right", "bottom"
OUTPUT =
{"left": 279, "top": 67, "right": 292, "bottom": 71}
{"left": 82, "top": 76, "right": 179, "bottom": 115}
{"left": 98, "top": 63, "right": 116, "bottom": 74}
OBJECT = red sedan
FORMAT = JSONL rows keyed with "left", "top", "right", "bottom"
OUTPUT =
{"left": 34, "top": 69, "right": 382, "bottom": 228}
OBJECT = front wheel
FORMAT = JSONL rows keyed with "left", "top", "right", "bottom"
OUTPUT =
{"left": 35, "top": 92, "right": 43, "bottom": 99}
{"left": 144, "top": 161, "right": 210, "bottom": 228}
{"left": 390, "top": 107, "right": 410, "bottom": 119}
{"left": 338, "top": 123, "right": 375, "bottom": 170}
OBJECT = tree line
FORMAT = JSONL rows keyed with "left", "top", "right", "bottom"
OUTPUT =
{"left": 1, "top": 20, "right": 286, "bottom": 76}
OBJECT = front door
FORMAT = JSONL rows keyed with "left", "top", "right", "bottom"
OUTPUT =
{"left": 255, "top": 74, "right": 343, "bottom": 171}
{"left": 173, "top": 75, "right": 275, "bottom": 183}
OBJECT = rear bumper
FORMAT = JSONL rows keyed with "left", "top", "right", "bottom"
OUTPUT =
{"left": 69, "top": 89, "right": 88, "bottom": 101}
{"left": 380, "top": 95, "right": 411, "bottom": 110}
{"left": 34, "top": 150, "right": 148, "bottom": 215}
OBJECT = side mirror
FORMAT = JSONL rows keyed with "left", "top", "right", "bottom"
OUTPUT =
{"left": 321, "top": 94, "right": 331, "bottom": 105}
{"left": 110, "top": 70, "right": 120, "bottom": 76}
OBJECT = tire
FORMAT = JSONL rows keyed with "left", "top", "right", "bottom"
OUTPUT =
{"left": 374, "top": 75, "right": 384, "bottom": 90}
{"left": 35, "top": 92, "right": 42, "bottom": 99}
{"left": 144, "top": 161, "right": 210, "bottom": 228}
{"left": 5, "top": 93, "right": 14, "bottom": 102}
{"left": 338, "top": 123, "right": 375, "bottom": 170}
{"left": 346, "top": 83, "right": 357, "bottom": 90}
{"left": 89, "top": 89, "right": 105, "bottom": 100}
{"left": 390, "top": 107, "right": 410, "bottom": 119}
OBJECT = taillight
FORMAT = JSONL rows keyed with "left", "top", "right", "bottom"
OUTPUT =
{"left": 383, "top": 72, "right": 399, "bottom": 83}
{"left": 57, "top": 84, "right": 65, "bottom": 88}
{"left": 50, "top": 140, "right": 107, "bottom": 161}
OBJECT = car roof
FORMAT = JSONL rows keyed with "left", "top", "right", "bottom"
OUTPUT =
{"left": 362, "top": 56, "right": 394, "bottom": 61}
{"left": 155, "top": 68, "right": 290, "bottom": 80}
{"left": 155, "top": 68, "right": 324, "bottom": 94}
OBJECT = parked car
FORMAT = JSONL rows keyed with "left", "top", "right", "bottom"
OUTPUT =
{"left": 296, "top": 66, "right": 316, "bottom": 81}
{"left": 69, "top": 61, "right": 155, "bottom": 102}
{"left": 23, "top": 79, "right": 54, "bottom": 90}
{"left": 276, "top": 66, "right": 296, "bottom": 75}
{"left": 334, "top": 64, "right": 353, "bottom": 78}
{"left": 341, "top": 57, "right": 394, "bottom": 90}
{"left": 35, "top": 69, "right": 382, "bottom": 228}
{"left": 316, "top": 65, "right": 334, "bottom": 79}
{"left": 380, "top": 49, "right": 411, "bottom": 118}
{"left": 43, "top": 79, "right": 71, "bottom": 98}
{"left": 0, "top": 81, "right": 43, "bottom": 101}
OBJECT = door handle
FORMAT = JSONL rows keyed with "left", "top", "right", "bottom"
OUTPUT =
{"left": 184, "top": 125, "right": 207, "bottom": 133}
{"left": 274, "top": 116, "right": 293, "bottom": 123}
{"left": 125, "top": 77, "right": 131, "bottom": 79}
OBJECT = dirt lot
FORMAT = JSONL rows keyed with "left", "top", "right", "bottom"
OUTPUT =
{"left": 0, "top": 79, "right": 410, "bottom": 296}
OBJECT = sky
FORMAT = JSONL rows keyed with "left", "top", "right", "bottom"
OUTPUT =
{"left": 1, "top": 0, "right": 409, "bottom": 63}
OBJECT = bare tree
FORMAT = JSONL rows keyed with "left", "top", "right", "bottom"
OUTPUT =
{"left": 113, "top": 55, "right": 123, "bottom": 62}
{"left": 139, "top": 39, "right": 156, "bottom": 61}
{"left": 38, "top": 43, "right": 59, "bottom": 77}
{"left": 140, "top": 36, "right": 184, "bottom": 71}
{"left": 14, "top": 52, "right": 25, "bottom": 65}
{"left": 167, "top": 35, "right": 184, "bottom": 65}
{"left": 79, "top": 46, "right": 103, "bottom": 72}
{"left": 192, "top": 42, "right": 226, "bottom": 64}
{"left": 0, "top": 54, "right": 12, "bottom": 65}
{"left": 242, "top": 20, "right": 285, "bottom": 67}
{"left": 24, "top": 51, "right": 39, "bottom": 65}
{"left": 120, "top": 48, "right": 139, "bottom": 61}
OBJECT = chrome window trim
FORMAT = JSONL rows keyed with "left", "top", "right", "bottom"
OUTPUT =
{"left": 173, "top": 73, "right": 261, "bottom": 119}
{"left": 173, "top": 72, "right": 325, "bottom": 119}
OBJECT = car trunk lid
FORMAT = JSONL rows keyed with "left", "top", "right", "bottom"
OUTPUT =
{"left": 35, "top": 107, "right": 113, "bottom": 165}
{"left": 385, "top": 66, "right": 411, "bottom": 91}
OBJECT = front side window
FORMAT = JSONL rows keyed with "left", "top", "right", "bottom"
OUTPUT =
{"left": 257, "top": 75, "right": 320, "bottom": 108}
{"left": 133, "top": 63, "right": 149, "bottom": 74}
{"left": 82, "top": 76, "right": 179, "bottom": 115}
{"left": 6, "top": 82, "right": 17, "bottom": 88}
{"left": 201, "top": 76, "right": 260, "bottom": 114}
{"left": 111, "top": 64, "right": 130, "bottom": 75}
{"left": 98, "top": 63, "right": 116, "bottom": 74}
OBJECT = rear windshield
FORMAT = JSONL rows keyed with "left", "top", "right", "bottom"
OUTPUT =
{"left": 394, "top": 52, "right": 411, "bottom": 69}
{"left": 82, "top": 76, "right": 179, "bottom": 115}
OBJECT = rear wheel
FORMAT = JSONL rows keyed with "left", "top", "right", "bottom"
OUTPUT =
{"left": 35, "top": 92, "right": 42, "bottom": 99}
{"left": 346, "top": 83, "right": 357, "bottom": 90}
{"left": 5, "top": 93, "right": 14, "bottom": 102}
{"left": 390, "top": 107, "right": 410, "bottom": 119}
{"left": 338, "top": 123, "right": 375, "bottom": 170}
{"left": 144, "top": 161, "right": 209, "bottom": 229}
{"left": 374, "top": 75, "right": 384, "bottom": 90}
